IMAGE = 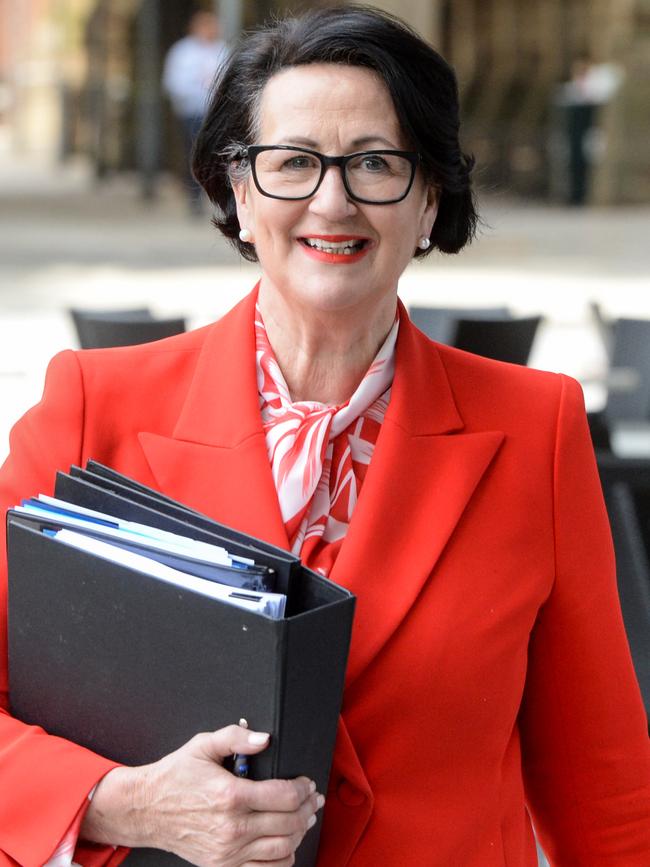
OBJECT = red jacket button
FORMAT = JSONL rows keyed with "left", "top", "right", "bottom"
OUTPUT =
{"left": 336, "top": 780, "right": 366, "bottom": 807}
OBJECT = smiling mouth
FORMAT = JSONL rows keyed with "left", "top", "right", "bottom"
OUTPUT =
{"left": 299, "top": 237, "right": 370, "bottom": 255}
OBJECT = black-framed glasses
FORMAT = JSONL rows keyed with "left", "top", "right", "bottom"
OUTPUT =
{"left": 245, "top": 145, "right": 419, "bottom": 205}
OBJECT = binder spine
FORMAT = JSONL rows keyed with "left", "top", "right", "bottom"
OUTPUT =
{"left": 270, "top": 619, "right": 289, "bottom": 779}
{"left": 273, "top": 600, "right": 354, "bottom": 866}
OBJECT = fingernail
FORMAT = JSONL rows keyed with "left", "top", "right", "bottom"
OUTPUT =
{"left": 316, "top": 794, "right": 325, "bottom": 810}
{"left": 309, "top": 780, "right": 316, "bottom": 794}
{"left": 307, "top": 814, "right": 317, "bottom": 829}
{"left": 247, "top": 731, "right": 270, "bottom": 745}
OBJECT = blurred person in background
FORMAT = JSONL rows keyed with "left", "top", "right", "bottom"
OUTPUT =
{"left": 556, "top": 55, "right": 623, "bottom": 206}
{"left": 162, "top": 10, "right": 229, "bottom": 215}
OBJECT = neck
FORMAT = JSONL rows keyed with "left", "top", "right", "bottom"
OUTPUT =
{"left": 257, "top": 281, "right": 397, "bottom": 405}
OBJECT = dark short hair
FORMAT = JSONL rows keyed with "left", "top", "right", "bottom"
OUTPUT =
{"left": 192, "top": 4, "right": 478, "bottom": 262}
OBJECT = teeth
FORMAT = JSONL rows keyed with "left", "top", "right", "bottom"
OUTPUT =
{"left": 304, "top": 238, "right": 364, "bottom": 254}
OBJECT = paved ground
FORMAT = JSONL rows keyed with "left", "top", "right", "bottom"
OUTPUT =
{"left": 1, "top": 153, "right": 649, "bottom": 463}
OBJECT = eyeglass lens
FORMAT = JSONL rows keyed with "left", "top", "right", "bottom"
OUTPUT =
{"left": 253, "top": 149, "right": 414, "bottom": 202}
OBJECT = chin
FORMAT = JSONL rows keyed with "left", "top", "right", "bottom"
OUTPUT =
{"left": 297, "top": 279, "right": 378, "bottom": 314}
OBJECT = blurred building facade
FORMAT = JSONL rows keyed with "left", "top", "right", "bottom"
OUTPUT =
{"left": 1, "top": 0, "right": 648, "bottom": 205}
{"left": 442, "top": 0, "right": 649, "bottom": 205}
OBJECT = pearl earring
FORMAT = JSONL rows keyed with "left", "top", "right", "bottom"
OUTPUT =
{"left": 239, "top": 228, "right": 253, "bottom": 243}
{"left": 418, "top": 236, "right": 431, "bottom": 250}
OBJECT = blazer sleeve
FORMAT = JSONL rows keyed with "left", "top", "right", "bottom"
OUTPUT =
{"left": 0, "top": 351, "right": 122, "bottom": 867}
{"left": 519, "top": 374, "right": 650, "bottom": 865}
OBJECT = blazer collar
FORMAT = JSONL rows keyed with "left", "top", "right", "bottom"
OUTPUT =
{"left": 171, "top": 290, "right": 465, "bottom": 446}
{"left": 172, "top": 288, "right": 263, "bottom": 447}
{"left": 139, "top": 288, "right": 289, "bottom": 547}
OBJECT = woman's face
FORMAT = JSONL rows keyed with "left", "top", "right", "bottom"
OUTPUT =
{"left": 232, "top": 64, "right": 438, "bottom": 320}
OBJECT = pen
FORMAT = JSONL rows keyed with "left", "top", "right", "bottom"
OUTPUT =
{"left": 233, "top": 717, "right": 250, "bottom": 778}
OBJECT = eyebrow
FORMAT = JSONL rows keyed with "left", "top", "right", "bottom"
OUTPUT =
{"left": 351, "top": 135, "right": 400, "bottom": 149}
{"left": 274, "top": 135, "right": 401, "bottom": 150}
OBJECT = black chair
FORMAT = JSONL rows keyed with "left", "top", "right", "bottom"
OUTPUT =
{"left": 597, "top": 454, "right": 650, "bottom": 723}
{"left": 70, "top": 308, "right": 155, "bottom": 348}
{"left": 451, "top": 316, "right": 542, "bottom": 366}
{"left": 603, "top": 318, "right": 650, "bottom": 425}
{"left": 587, "top": 409, "right": 613, "bottom": 451}
{"left": 69, "top": 308, "right": 185, "bottom": 349}
{"left": 408, "top": 306, "right": 510, "bottom": 344}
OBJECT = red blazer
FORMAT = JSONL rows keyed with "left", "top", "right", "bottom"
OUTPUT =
{"left": 1, "top": 289, "right": 649, "bottom": 866}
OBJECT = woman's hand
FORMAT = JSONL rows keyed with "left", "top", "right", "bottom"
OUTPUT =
{"left": 80, "top": 724, "right": 324, "bottom": 866}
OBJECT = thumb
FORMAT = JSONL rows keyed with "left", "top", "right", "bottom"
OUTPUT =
{"left": 190, "top": 724, "right": 271, "bottom": 763}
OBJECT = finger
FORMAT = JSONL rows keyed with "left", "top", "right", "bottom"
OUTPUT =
{"left": 190, "top": 725, "right": 271, "bottom": 762}
{"left": 234, "top": 776, "right": 319, "bottom": 813}
{"left": 243, "top": 830, "right": 305, "bottom": 863}
{"left": 233, "top": 793, "right": 322, "bottom": 840}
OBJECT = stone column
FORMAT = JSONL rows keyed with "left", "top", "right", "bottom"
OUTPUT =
{"left": 591, "top": 0, "right": 650, "bottom": 204}
{"left": 134, "top": 0, "right": 162, "bottom": 199}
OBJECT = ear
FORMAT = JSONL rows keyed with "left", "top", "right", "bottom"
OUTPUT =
{"left": 232, "top": 176, "right": 254, "bottom": 235}
{"left": 419, "top": 184, "right": 440, "bottom": 239}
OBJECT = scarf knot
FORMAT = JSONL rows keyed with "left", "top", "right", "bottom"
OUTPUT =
{"left": 256, "top": 306, "right": 397, "bottom": 564}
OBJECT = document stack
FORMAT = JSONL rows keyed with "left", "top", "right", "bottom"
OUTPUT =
{"left": 7, "top": 461, "right": 355, "bottom": 867}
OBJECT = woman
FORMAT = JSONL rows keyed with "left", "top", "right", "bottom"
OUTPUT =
{"left": 1, "top": 6, "right": 649, "bottom": 866}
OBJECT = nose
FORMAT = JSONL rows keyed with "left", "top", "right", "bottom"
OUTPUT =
{"left": 308, "top": 165, "right": 358, "bottom": 220}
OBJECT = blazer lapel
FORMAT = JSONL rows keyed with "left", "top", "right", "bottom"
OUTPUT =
{"left": 330, "top": 306, "right": 504, "bottom": 687}
{"left": 138, "top": 289, "right": 289, "bottom": 550}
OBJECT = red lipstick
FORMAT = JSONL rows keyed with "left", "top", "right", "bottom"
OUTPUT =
{"left": 298, "top": 234, "right": 372, "bottom": 265}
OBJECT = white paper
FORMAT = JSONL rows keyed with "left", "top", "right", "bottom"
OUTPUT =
{"left": 52, "top": 529, "right": 286, "bottom": 618}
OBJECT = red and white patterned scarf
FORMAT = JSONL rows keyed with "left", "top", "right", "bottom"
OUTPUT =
{"left": 256, "top": 304, "right": 398, "bottom": 574}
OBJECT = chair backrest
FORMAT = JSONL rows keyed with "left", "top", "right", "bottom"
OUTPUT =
{"left": 409, "top": 306, "right": 511, "bottom": 344}
{"left": 604, "top": 318, "right": 650, "bottom": 423}
{"left": 587, "top": 409, "right": 612, "bottom": 451}
{"left": 70, "top": 308, "right": 155, "bottom": 349}
{"left": 452, "top": 315, "right": 542, "bottom": 366}
{"left": 71, "top": 313, "right": 186, "bottom": 349}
